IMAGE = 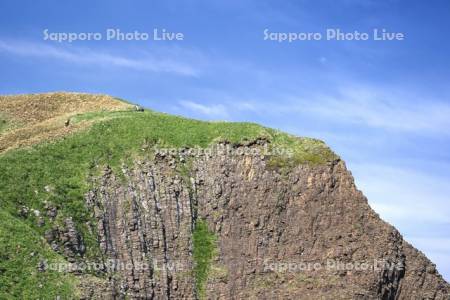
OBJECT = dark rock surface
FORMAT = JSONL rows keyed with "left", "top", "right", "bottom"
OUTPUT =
{"left": 45, "top": 217, "right": 86, "bottom": 260}
{"left": 78, "top": 143, "right": 449, "bottom": 299}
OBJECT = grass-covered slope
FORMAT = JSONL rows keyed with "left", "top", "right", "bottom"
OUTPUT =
{"left": 0, "top": 210, "right": 76, "bottom": 299}
{"left": 0, "top": 93, "right": 337, "bottom": 297}
{"left": 0, "top": 92, "right": 132, "bottom": 153}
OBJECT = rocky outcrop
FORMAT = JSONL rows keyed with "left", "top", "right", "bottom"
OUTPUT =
{"left": 45, "top": 218, "right": 86, "bottom": 261}
{"left": 81, "top": 142, "right": 449, "bottom": 299}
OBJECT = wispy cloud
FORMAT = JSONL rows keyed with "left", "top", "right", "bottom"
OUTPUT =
{"left": 177, "top": 98, "right": 260, "bottom": 120}
{"left": 410, "top": 237, "right": 450, "bottom": 254}
{"left": 350, "top": 163, "right": 450, "bottom": 224}
{"left": 0, "top": 40, "right": 199, "bottom": 76}
{"left": 200, "top": 83, "right": 450, "bottom": 135}
{"left": 296, "top": 86, "right": 450, "bottom": 134}
{"left": 350, "top": 162, "right": 450, "bottom": 280}
{"left": 179, "top": 100, "right": 229, "bottom": 119}
{"left": 409, "top": 237, "right": 450, "bottom": 281}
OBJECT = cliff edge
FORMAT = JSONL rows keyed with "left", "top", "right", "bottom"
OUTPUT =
{"left": 0, "top": 93, "right": 448, "bottom": 299}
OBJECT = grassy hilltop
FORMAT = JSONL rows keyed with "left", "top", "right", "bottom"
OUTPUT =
{"left": 0, "top": 93, "right": 336, "bottom": 298}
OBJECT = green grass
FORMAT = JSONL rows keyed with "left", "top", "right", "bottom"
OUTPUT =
{"left": 192, "top": 219, "right": 218, "bottom": 299}
{"left": 70, "top": 110, "right": 136, "bottom": 123}
{"left": 0, "top": 105, "right": 337, "bottom": 297}
{"left": 266, "top": 129, "right": 337, "bottom": 168}
{"left": 0, "top": 210, "right": 76, "bottom": 299}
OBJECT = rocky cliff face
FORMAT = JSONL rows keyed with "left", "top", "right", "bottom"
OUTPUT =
{"left": 1, "top": 93, "right": 448, "bottom": 299}
{"left": 82, "top": 142, "right": 449, "bottom": 299}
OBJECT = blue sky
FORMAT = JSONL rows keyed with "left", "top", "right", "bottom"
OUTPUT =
{"left": 1, "top": 0, "right": 449, "bottom": 280}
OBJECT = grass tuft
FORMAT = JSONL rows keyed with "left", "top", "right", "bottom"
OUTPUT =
{"left": 192, "top": 219, "right": 218, "bottom": 299}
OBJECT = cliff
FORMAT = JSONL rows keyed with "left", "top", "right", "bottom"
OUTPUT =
{"left": 0, "top": 93, "right": 448, "bottom": 299}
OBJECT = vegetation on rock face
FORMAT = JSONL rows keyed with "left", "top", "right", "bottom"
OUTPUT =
{"left": 192, "top": 219, "right": 218, "bottom": 299}
{"left": 0, "top": 93, "right": 337, "bottom": 297}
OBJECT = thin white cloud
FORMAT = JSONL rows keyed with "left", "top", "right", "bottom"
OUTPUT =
{"left": 350, "top": 163, "right": 450, "bottom": 281}
{"left": 408, "top": 237, "right": 450, "bottom": 281}
{"left": 410, "top": 237, "right": 450, "bottom": 254}
{"left": 319, "top": 56, "right": 327, "bottom": 64}
{"left": 371, "top": 202, "right": 448, "bottom": 224}
{"left": 179, "top": 100, "right": 229, "bottom": 119}
{"left": 177, "top": 97, "right": 260, "bottom": 120}
{"left": 349, "top": 163, "right": 450, "bottom": 224}
{"left": 224, "top": 84, "right": 450, "bottom": 135}
{"left": 0, "top": 40, "right": 199, "bottom": 76}
{"left": 299, "top": 86, "right": 450, "bottom": 134}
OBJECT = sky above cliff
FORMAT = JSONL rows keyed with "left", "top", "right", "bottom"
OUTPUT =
{"left": 1, "top": 0, "right": 449, "bottom": 280}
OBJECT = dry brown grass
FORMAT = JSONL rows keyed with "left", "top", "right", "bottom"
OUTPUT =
{"left": 0, "top": 92, "right": 133, "bottom": 153}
